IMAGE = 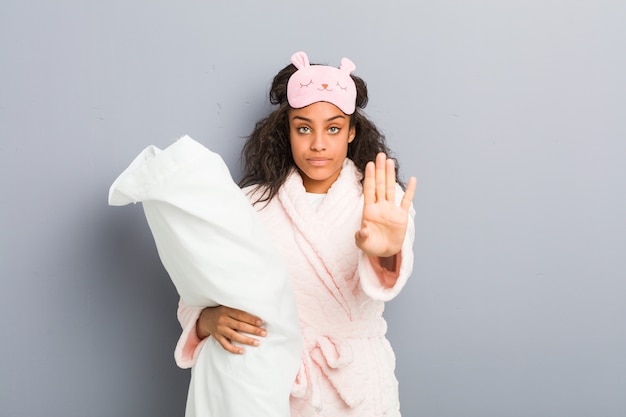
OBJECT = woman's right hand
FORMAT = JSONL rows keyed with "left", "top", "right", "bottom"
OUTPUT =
{"left": 196, "top": 306, "right": 267, "bottom": 354}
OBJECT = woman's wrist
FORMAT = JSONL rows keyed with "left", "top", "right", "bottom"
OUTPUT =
{"left": 368, "top": 252, "right": 402, "bottom": 288}
{"left": 378, "top": 255, "right": 398, "bottom": 272}
{"left": 196, "top": 307, "right": 212, "bottom": 339}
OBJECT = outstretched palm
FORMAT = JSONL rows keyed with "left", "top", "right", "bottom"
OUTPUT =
{"left": 355, "top": 153, "right": 417, "bottom": 257}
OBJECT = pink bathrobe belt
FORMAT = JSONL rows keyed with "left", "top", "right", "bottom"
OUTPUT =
{"left": 291, "top": 317, "right": 388, "bottom": 411}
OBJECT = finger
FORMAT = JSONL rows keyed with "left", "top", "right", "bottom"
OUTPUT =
{"left": 386, "top": 158, "right": 396, "bottom": 202}
{"left": 214, "top": 334, "right": 246, "bottom": 355}
{"left": 375, "top": 153, "right": 386, "bottom": 202}
{"left": 231, "top": 319, "right": 267, "bottom": 338}
{"left": 224, "top": 325, "right": 263, "bottom": 346}
{"left": 225, "top": 310, "right": 267, "bottom": 339}
{"left": 228, "top": 308, "right": 264, "bottom": 327}
{"left": 354, "top": 226, "right": 371, "bottom": 254}
{"left": 355, "top": 225, "right": 369, "bottom": 244}
{"left": 363, "top": 161, "right": 376, "bottom": 205}
{"left": 400, "top": 176, "right": 417, "bottom": 210}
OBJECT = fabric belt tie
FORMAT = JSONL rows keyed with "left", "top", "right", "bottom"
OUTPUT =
{"left": 291, "top": 318, "right": 388, "bottom": 411}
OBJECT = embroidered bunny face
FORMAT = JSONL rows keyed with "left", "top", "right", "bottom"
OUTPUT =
{"left": 287, "top": 51, "right": 357, "bottom": 115}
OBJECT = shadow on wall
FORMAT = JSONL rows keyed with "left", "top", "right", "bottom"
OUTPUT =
{"left": 93, "top": 206, "right": 191, "bottom": 414}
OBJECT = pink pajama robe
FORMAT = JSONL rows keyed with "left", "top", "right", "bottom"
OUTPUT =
{"left": 177, "top": 158, "right": 415, "bottom": 416}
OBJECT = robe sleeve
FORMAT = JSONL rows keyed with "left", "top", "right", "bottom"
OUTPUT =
{"left": 358, "top": 185, "right": 416, "bottom": 302}
{"left": 174, "top": 298, "right": 207, "bottom": 369}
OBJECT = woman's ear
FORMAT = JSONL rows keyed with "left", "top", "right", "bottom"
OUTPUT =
{"left": 348, "top": 126, "right": 356, "bottom": 143}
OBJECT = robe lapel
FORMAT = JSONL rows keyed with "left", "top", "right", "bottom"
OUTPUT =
{"left": 278, "top": 160, "right": 363, "bottom": 316}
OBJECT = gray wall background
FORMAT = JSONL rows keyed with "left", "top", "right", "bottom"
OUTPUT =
{"left": 1, "top": 1, "right": 625, "bottom": 416}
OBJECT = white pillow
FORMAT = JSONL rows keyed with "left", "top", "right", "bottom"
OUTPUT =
{"left": 109, "top": 135, "right": 302, "bottom": 417}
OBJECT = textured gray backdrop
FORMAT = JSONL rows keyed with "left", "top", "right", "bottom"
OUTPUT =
{"left": 1, "top": 1, "right": 625, "bottom": 416}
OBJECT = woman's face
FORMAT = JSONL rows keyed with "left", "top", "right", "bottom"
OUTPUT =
{"left": 288, "top": 101, "right": 356, "bottom": 193}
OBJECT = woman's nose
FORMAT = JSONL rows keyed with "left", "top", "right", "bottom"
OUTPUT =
{"left": 310, "top": 132, "right": 327, "bottom": 151}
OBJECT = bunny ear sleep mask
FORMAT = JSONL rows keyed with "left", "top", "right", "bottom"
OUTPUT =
{"left": 286, "top": 51, "right": 357, "bottom": 115}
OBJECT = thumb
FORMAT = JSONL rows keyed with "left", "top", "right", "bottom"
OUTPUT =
{"left": 355, "top": 225, "right": 369, "bottom": 248}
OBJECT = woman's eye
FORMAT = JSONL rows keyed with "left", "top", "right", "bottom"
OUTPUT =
{"left": 328, "top": 127, "right": 340, "bottom": 134}
{"left": 297, "top": 126, "right": 311, "bottom": 134}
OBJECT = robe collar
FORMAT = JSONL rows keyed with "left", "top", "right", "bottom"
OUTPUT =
{"left": 277, "top": 158, "right": 364, "bottom": 315}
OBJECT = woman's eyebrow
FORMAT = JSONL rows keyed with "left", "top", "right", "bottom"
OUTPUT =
{"left": 325, "top": 115, "right": 346, "bottom": 122}
{"left": 291, "top": 115, "right": 346, "bottom": 123}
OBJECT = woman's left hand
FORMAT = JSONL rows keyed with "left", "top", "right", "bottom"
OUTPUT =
{"left": 355, "top": 152, "right": 417, "bottom": 257}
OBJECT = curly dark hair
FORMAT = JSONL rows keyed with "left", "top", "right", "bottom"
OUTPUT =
{"left": 239, "top": 62, "right": 400, "bottom": 204}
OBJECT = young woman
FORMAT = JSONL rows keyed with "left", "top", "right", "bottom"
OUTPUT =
{"left": 175, "top": 51, "right": 417, "bottom": 416}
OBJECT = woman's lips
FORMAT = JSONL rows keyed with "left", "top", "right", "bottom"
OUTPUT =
{"left": 307, "top": 158, "right": 330, "bottom": 167}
